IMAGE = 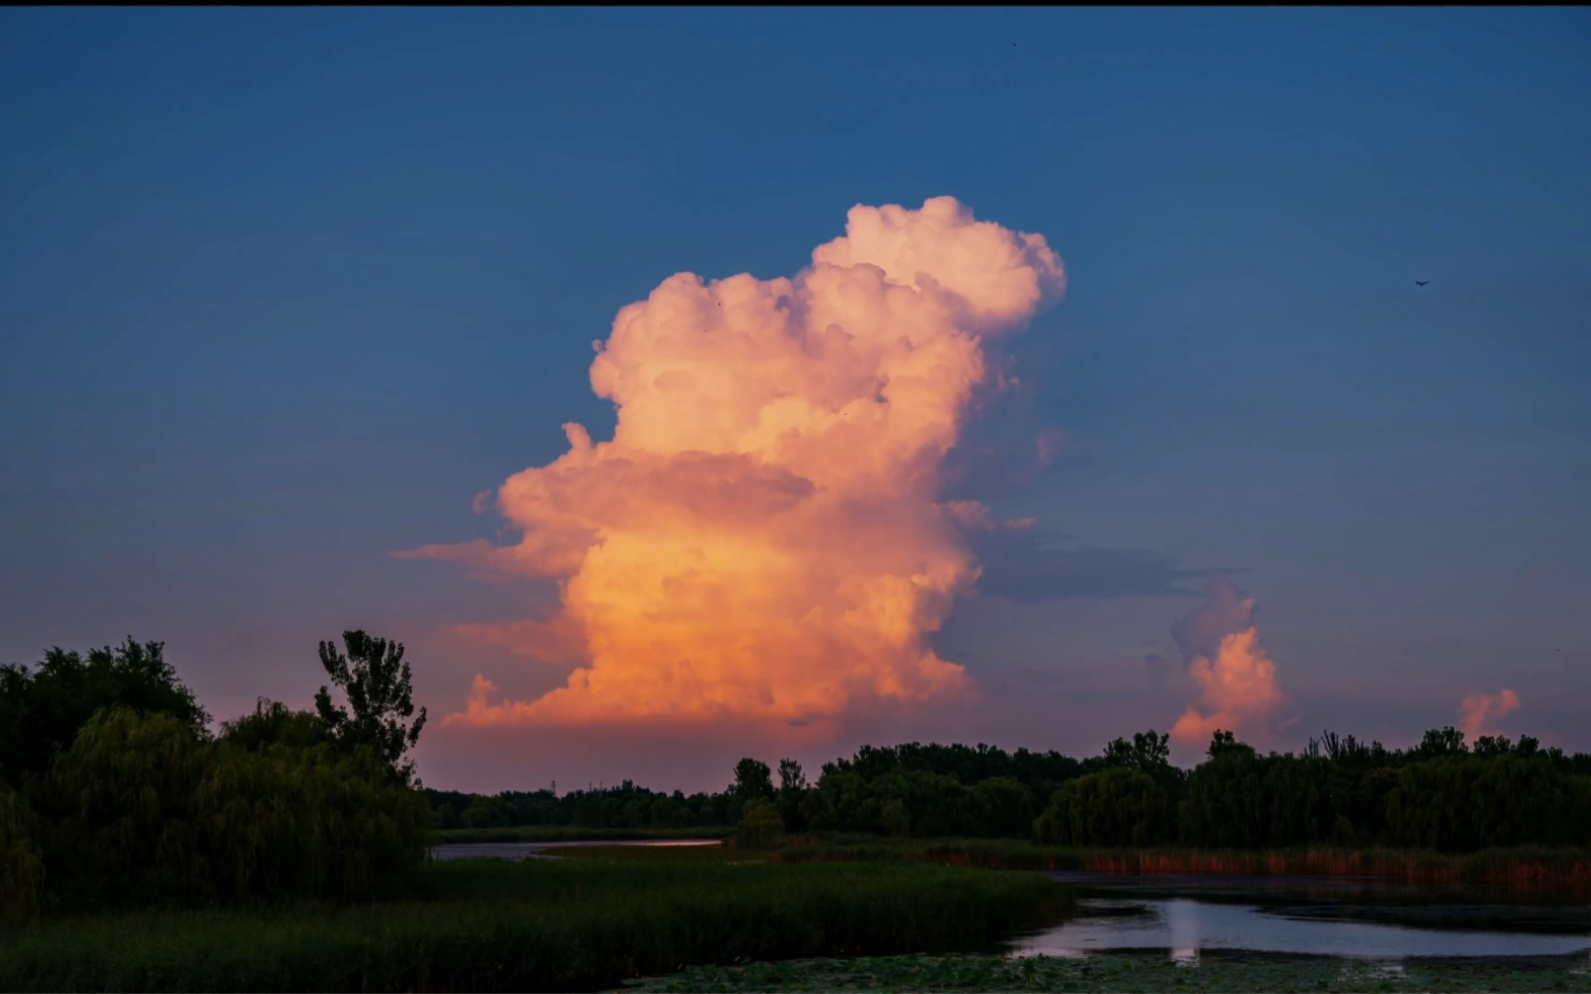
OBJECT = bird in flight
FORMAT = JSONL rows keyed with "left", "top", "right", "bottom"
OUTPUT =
{"left": 1415, "top": 280, "right": 1429, "bottom": 286}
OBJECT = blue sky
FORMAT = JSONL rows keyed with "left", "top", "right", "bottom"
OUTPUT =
{"left": 3, "top": 8, "right": 1587, "bottom": 789}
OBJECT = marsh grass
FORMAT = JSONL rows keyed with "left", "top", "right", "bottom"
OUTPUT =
{"left": 772, "top": 838, "right": 1591, "bottom": 892}
{"left": 0, "top": 856, "right": 1068, "bottom": 992}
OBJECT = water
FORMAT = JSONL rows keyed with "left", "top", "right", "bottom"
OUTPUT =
{"left": 1011, "top": 872, "right": 1591, "bottom": 961}
{"left": 432, "top": 839, "right": 721, "bottom": 861}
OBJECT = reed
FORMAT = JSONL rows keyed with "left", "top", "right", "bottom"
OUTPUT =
{"left": 0, "top": 855, "right": 1069, "bottom": 992}
{"left": 770, "top": 837, "right": 1591, "bottom": 893}
{"left": 1078, "top": 845, "right": 1591, "bottom": 890}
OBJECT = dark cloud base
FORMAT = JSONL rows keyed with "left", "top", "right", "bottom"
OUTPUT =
{"left": 968, "top": 524, "right": 1246, "bottom": 603}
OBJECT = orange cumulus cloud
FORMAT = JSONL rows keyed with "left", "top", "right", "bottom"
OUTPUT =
{"left": 1170, "top": 627, "right": 1285, "bottom": 747}
{"left": 410, "top": 197, "right": 1065, "bottom": 730}
{"left": 1458, "top": 688, "right": 1519, "bottom": 740}
{"left": 1167, "top": 578, "right": 1285, "bottom": 749}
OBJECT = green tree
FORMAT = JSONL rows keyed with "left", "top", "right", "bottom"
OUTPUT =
{"left": 0, "top": 782, "right": 44, "bottom": 922}
{"left": 970, "top": 776, "right": 1037, "bottom": 838}
{"left": 736, "top": 797, "right": 785, "bottom": 849}
{"left": 219, "top": 699, "right": 332, "bottom": 751}
{"left": 1412, "top": 726, "right": 1468, "bottom": 759}
{"left": 778, "top": 757, "right": 807, "bottom": 793}
{"left": 315, "top": 631, "right": 427, "bottom": 781}
{"left": 39, "top": 707, "right": 206, "bottom": 908}
{"left": 1177, "top": 732, "right": 1325, "bottom": 848}
{"left": 0, "top": 638, "right": 209, "bottom": 789}
{"left": 1034, "top": 768, "right": 1169, "bottom": 847}
{"left": 776, "top": 758, "right": 809, "bottom": 833}
{"left": 733, "top": 757, "right": 775, "bottom": 801}
{"left": 1099, "top": 730, "right": 1172, "bottom": 772}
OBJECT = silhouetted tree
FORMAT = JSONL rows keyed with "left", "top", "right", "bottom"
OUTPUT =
{"left": 0, "top": 638, "right": 209, "bottom": 789}
{"left": 733, "top": 757, "right": 775, "bottom": 801}
{"left": 315, "top": 631, "right": 427, "bottom": 782}
{"left": 776, "top": 757, "right": 809, "bottom": 832}
{"left": 220, "top": 698, "right": 332, "bottom": 751}
{"left": 778, "top": 757, "right": 807, "bottom": 793}
{"left": 1412, "top": 726, "right": 1468, "bottom": 759}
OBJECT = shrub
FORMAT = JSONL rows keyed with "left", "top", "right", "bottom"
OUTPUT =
{"left": 0, "top": 783, "right": 44, "bottom": 922}
{"left": 737, "top": 798, "right": 785, "bottom": 850}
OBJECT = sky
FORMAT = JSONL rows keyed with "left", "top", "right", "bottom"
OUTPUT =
{"left": 2, "top": 8, "right": 1588, "bottom": 792}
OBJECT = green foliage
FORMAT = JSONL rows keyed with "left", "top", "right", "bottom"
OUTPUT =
{"left": 737, "top": 797, "right": 785, "bottom": 849}
{"left": 1412, "top": 725, "right": 1469, "bottom": 759}
{"left": 0, "top": 858, "right": 1069, "bottom": 992}
{"left": 969, "top": 776, "right": 1037, "bottom": 838}
{"left": 0, "top": 638, "right": 209, "bottom": 790}
{"left": 195, "top": 737, "right": 430, "bottom": 903}
{"left": 1178, "top": 736, "right": 1326, "bottom": 848}
{"left": 1033, "top": 768, "right": 1170, "bottom": 847}
{"left": 219, "top": 699, "right": 334, "bottom": 751}
{"left": 314, "top": 631, "right": 427, "bottom": 782}
{"left": 1386, "top": 754, "right": 1591, "bottom": 851}
{"left": 822, "top": 742, "right": 1081, "bottom": 806}
{"left": 33, "top": 707, "right": 428, "bottom": 910}
{"left": 777, "top": 758, "right": 809, "bottom": 832}
{"left": 733, "top": 757, "right": 775, "bottom": 801}
{"left": 424, "top": 781, "right": 735, "bottom": 833}
{"left": 0, "top": 782, "right": 44, "bottom": 922}
{"left": 38, "top": 707, "right": 207, "bottom": 908}
{"left": 1098, "top": 730, "right": 1172, "bottom": 774}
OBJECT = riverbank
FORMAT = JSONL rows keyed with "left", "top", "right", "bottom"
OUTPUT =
{"left": 0, "top": 857, "right": 1066, "bottom": 992}
{"left": 619, "top": 951, "right": 1591, "bottom": 993}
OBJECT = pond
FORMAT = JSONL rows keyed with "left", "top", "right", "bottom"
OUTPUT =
{"left": 432, "top": 839, "right": 722, "bottom": 861}
{"left": 1013, "top": 871, "right": 1591, "bottom": 961}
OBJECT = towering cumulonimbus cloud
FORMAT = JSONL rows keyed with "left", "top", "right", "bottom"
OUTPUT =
{"left": 409, "top": 197, "right": 1065, "bottom": 729}
{"left": 1459, "top": 689, "right": 1519, "bottom": 740}
{"left": 1168, "top": 576, "right": 1285, "bottom": 747}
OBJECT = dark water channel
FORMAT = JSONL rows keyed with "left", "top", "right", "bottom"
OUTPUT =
{"left": 1014, "top": 872, "right": 1591, "bottom": 961}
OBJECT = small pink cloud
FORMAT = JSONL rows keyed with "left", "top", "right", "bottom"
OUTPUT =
{"left": 1459, "top": 689, "right": 1519, "bottom": 740}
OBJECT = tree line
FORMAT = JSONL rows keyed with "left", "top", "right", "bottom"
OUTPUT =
{"left": 435, "top": 726, "right": 1591, "bottom": 854}
{"left": 0, "top": 634, "right": 429, "bottom": 918}
{"left": 741, "top": 728, "right": 1591, "bottom": 852}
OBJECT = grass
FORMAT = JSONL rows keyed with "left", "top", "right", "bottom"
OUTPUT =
{"left": 432, "top": 825, "right": 732, "bottom": 844}
{"left": 0, "top": 855, "right": 1069, "bottom": 992}
{"left": 770, "top": 837, "right": 1591, "bottom": 892}
{"left": 620, "top": 951, "right": 1591, "bottom": 993}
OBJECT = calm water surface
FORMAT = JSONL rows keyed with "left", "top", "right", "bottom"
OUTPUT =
{"left": 1012, "top": 872, "right": 1591, "bottom": 961}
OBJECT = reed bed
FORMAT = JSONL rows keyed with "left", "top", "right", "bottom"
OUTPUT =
{"left": 0, "top": 855, "right": 1068, "bottom": 993}
{"left": 770, "top": 837, "right": 1591, "bottom": 893}
{"left": 1083, "top": 845, "right": 1591, "bottom": 889}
